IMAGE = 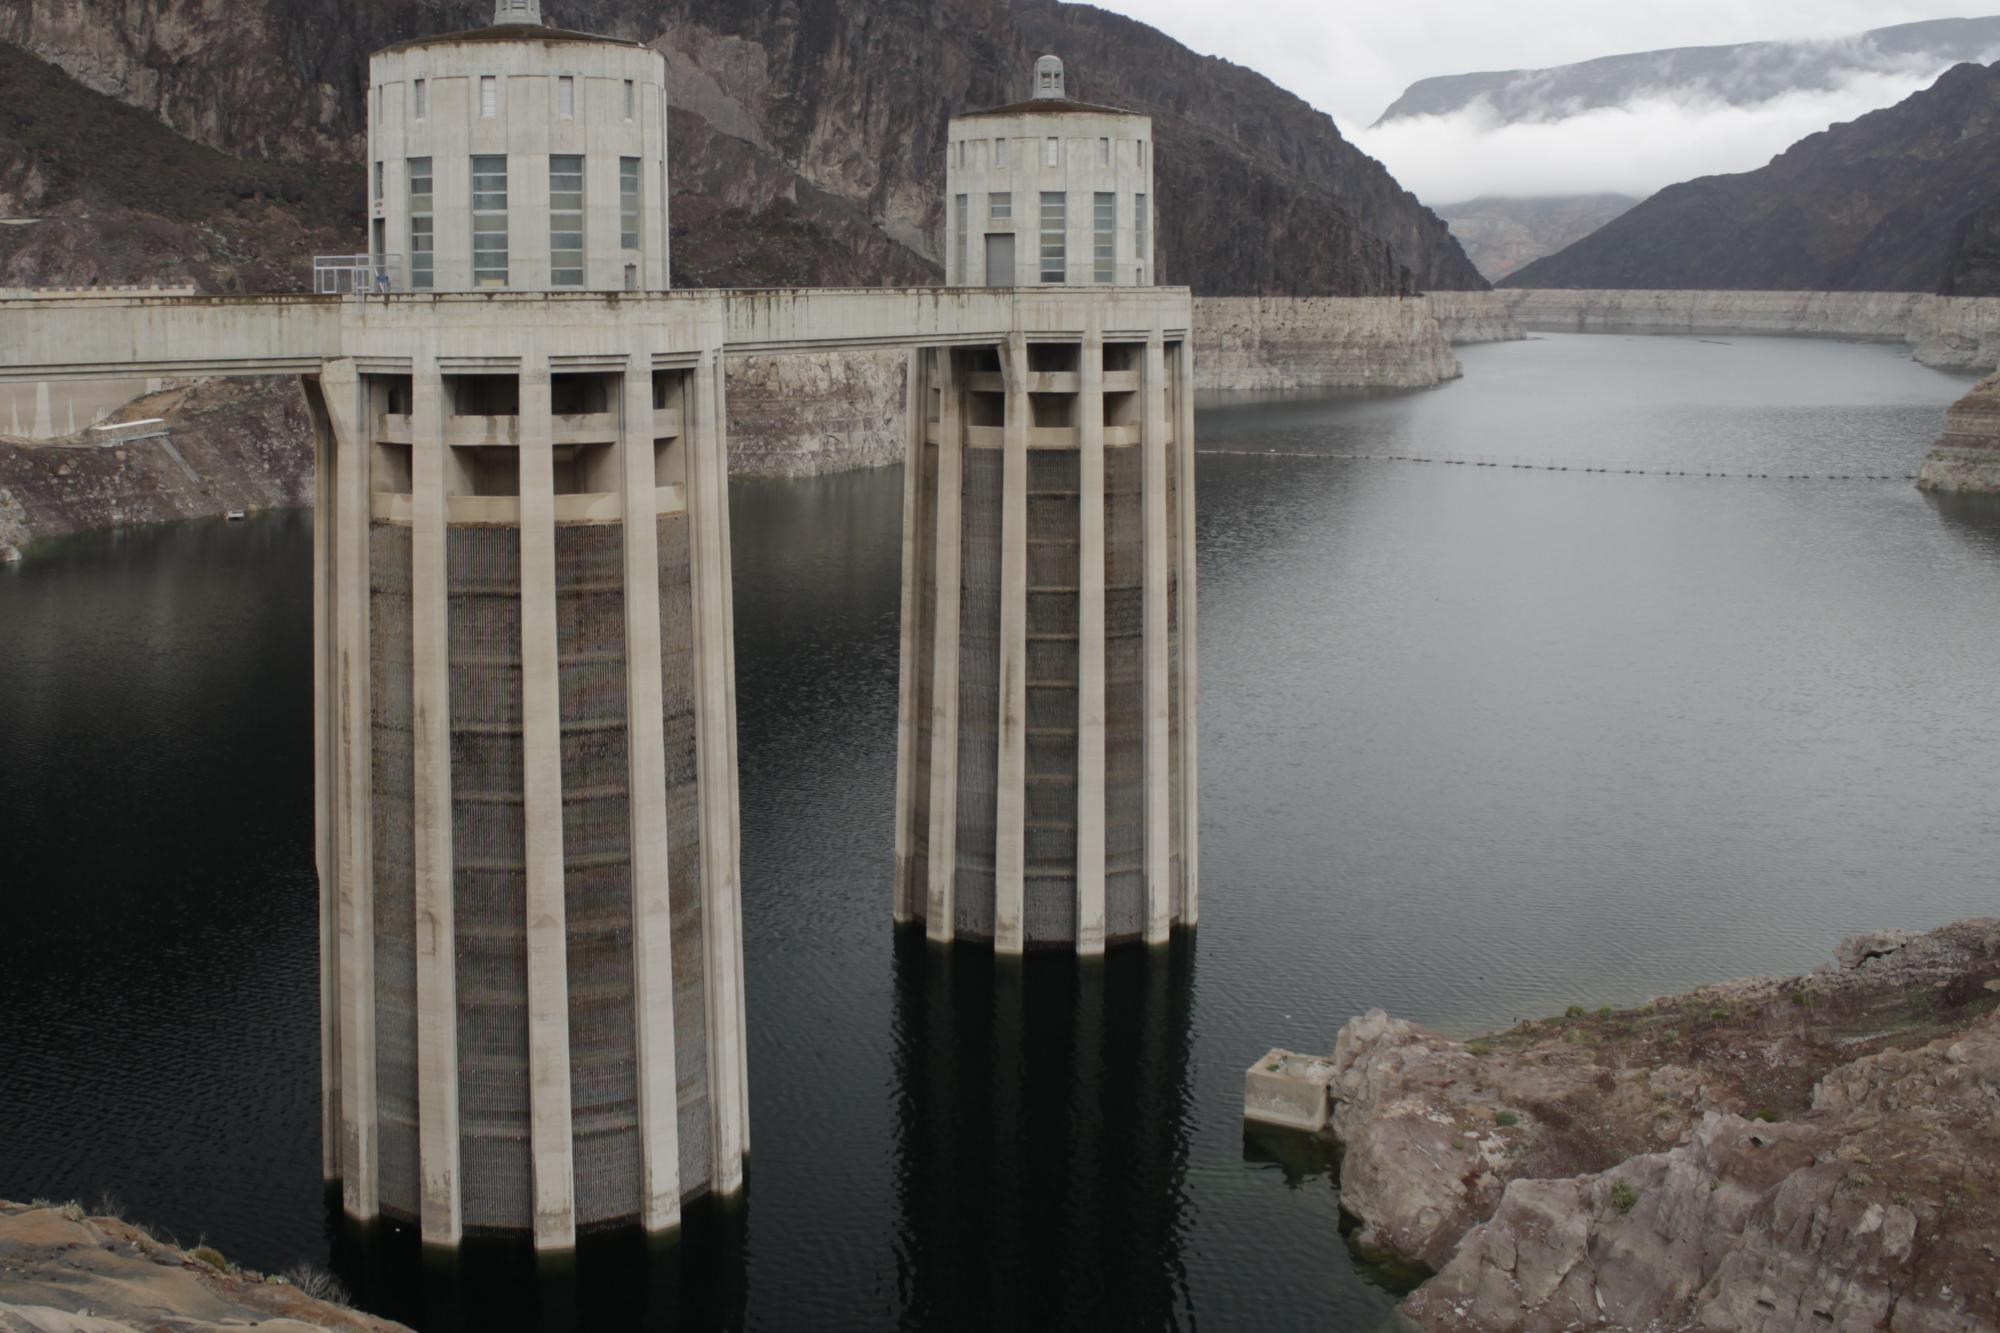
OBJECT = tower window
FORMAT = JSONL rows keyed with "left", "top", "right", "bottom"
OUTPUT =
{"left": 409, "top": 158, "right": 434, "bottom": 290}
{"left": 620, "top": 157, "right": 642, "bottom": 251}
{"left": 954, "top": 194, "right": 968, "bottom": 283}
{"left": 549, "top": 155, "right": 584, "bottom": 286}
{"left": 373, "top": 161, "right": 384, "bottom": 203}
{"left": 1138, "top": 139, "right": 1147, "bottom": 168}
{"left": 479, "top": 76, "right": 497, "bottom": 118}
{"left": 413, "top": 79, "right": 427, "bottom": 120}
{"left": 1039, "top": 191, "right": 1065, "bottom": 283}
{"left": 1099, "top": 137, "right": 1110, "bottom": 167}
{"left": 558, "top": 76, "right": 575, "bottom": 118}
{"left": 1135, "top": 192, "right": 1148, "bottom": 264}
{"left": 471, "top": 154, "right": 508, "bottom": 286}
{"left": 1093, "top": 192, "right": 1114, "bottom": 283}
{"left": 989, "top": 191, "right": 1012, "bottom": 223}
{"left": 1044, "top": 137, "right": 1059, "bottom": 168}
{"left": 624, "top": 80, "right": 636, "bottom": 120}
{"left": 994, "top": 138, "right": 1008, "bottom": 169}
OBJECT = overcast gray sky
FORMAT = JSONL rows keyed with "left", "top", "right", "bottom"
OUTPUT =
{"left": 1086, "top": 1, "right": 1998, "bottom": 201}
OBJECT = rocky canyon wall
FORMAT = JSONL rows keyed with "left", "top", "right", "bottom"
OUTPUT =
{"left": 1191, "top": 297, "right": 1463, "bottom": 391}
{"left": 1421, "top": 291, "right": 1529, "bottom": 346}
{"left": 1497, "top": 289, "right": 2000, "bottom": 372}
{"left": 1918, "top": 370, "right": 2000, "bottom": 494}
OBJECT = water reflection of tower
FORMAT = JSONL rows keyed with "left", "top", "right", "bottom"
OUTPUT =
{"left": 889, "top": 933, "right": 1197, "bottom": 1327}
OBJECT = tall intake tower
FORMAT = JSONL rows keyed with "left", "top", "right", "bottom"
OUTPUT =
{"left": 315, "top": 1, "right": 745, "bottom": 1250}
{"left": 893, "top": 58, "right": 1198, "bottom": 954}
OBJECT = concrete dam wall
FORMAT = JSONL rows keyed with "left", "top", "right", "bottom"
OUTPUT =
{"left": 1472, "top": 289, "right": 2000, "bottom": 373}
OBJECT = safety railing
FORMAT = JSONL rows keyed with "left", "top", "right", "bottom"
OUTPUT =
{"left": 313, "top": 255, "right": 407, "bottom": 296}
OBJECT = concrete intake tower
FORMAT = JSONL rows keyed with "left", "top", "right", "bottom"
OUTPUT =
{"left": 894, "top": 58, "right": 1199, "bottom": 953}
{"left": 316, "top": 1, "right": 744, "bottom": 1249}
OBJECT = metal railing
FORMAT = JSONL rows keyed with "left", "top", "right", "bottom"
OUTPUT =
{"left": 314, "top": 254, "right": 407, "bottom": 296}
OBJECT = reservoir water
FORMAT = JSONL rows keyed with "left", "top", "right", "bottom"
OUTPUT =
{"left": 2, "top": 333, "right": 1996, "bottom": 1330}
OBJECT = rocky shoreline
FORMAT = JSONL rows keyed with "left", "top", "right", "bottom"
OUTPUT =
{"left": 1247, "top": 919, "right": 2000, "bottom": 1332}
{"left": 1919, "top": 371, "right": 2000, "bottom": 495}
{"left": 0, "top": 1199, "right": 409, "bottom": 1331}
{"left": 1479, "top": 289, "right": 2000, "bottom": 374}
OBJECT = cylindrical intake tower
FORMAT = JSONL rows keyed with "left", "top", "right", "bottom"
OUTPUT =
{"left": 943, "top": 56, "right": 1157, "bottom": 288}
{"left": 317, "top": 7, "right": 744, "bottom": 1254}
{"left": 366, "top": 6, "right": 670, "bottom": 292}
{"left": 891, "top": 328, "right": 1200, "bottom": 954}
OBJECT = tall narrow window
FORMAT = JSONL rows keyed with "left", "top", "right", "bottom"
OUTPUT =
{"left": 557, "top": 76, "right": 575, "bottom": 118}
{"left": 1039, "top": 191, "right": 1066, "bottom": 283}
{"left": 1093, "top": 192, "right": 1115, "bottom": 283}
{"left": 1135, "top": 193, "right": 1148, "bottom": 260}
{"left": 549, "top": 154, "right": 584, "bottom": 286}
{"left": 413, "top": 78, "right": 427, "bottom": 120}
{"left": 373, "top": 161, "right": 384, "bottom": 203}
{"left": 471, "top": 154, "right": 508, "bottom": 287}
{"left": 620, "top": 157, "right": 641, "bottom": 251}
{"left": 994, "top": 137, "right": 1008, "bottom": 169}
{"left": 409, "top": 158, "right": 433, "bottom": 289}
{"left": 1099, "top": 137, "right": 1111, "bottom": 167}
{"left": 1138, "top": 139, "right": 1147, "bottom": 168}
{"left": 623, "top": 79, "right": 636, "bottom": 120}
{"left": 1044, "top": 137, "right": 1060, "bottom": 167}
{"left": 479, "top": 75, "right": 497, "bottom": 118}
{"left": 989, "top": 191, "right": 1012, "bottom": 223}
{"left": 954, "top": 194, "right": 968, "bottom": 283}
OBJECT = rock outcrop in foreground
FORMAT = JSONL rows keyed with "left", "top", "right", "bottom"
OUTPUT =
{"left": 1918, "top": 371, "right": 2000, "bottom": 495}
{"left": 0, "top": 1200, "right": 409, "bottom": 1331}
{"left": 1265, "top": 920, "right": 2000, "bottom": 1332}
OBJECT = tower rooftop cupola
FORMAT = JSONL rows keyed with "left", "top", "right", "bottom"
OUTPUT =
{"left": 1033, "top": 54, "right": 1065, "bottom": 99}
{"left": 493, "top": 0, "right": 542, "bottom": 24}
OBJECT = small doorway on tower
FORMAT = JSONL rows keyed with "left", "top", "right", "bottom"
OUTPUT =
{"left": 985, "top": 233, "right": 1015, "bottom": 287}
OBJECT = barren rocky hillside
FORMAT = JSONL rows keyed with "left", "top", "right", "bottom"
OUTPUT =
{"left": 0, "top": 0, "right": 1483, "bottom": 296}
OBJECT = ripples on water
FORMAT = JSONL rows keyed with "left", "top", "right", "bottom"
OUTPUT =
{"left": 1, "top": 334, "right": 1995, "bottom": 1330}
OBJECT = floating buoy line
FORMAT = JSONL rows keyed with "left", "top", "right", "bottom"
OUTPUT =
{"left": 1192, "top": 448, "right": 1917, "bottom": 483}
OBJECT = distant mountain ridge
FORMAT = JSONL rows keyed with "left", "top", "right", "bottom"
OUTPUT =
{"left": 1432, "top": 195, "right": 1637, "bottom": 282}
{"left": 0, "top": 0, "right": 1484, "bottom": 296}
{"left": 1503, "top": 60, "right": 2000, "bottom": 295}
{"left": 1376, "top": 15, "right": 2000, "bottom": 124}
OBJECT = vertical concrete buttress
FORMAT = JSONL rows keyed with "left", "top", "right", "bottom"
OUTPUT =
{"left": 309, "top": 375, "right": 342, "bottom": 1182}
{"left": 409, "top": 354, "right": 464, "bottom": 1245}
{"left": 621, "top": 348, "right": 684, "bottom": 1230}
{"left": 992, "top": 334, "right": 1031, "bottom": 955}
{"left": 1175, "top": 338, "right": 1201, "bottom": 926}
{"left": 1076, "top": 330, "right": 1109, "bottom": 956}
{"left": 1139, "top": 333, "right": 1173, "bottom": 946}
{"left": 517, "top": 354, "right": 578, "bottom": 1250}
{"left": 892, "top": 349, "right": 928, "bottom": 925}
{"left": 925, "top": 352, "right": 965, "bottom": 943}
{"left": 324, "top": 360, "right": 380, "bottom": 1219}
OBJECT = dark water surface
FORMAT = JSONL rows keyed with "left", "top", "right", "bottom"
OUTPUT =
{"left": 2, "top": 334, "right": 1996, "bottom": 1330}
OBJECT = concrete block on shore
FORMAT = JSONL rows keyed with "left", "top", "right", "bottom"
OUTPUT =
{"left": 1243, "top": 1047, "right": 1337, "bottom": 1133}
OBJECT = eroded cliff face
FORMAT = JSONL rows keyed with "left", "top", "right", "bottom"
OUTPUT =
{"left": 1918, "top": 370, "right": 2000, "bottom": 493}
{"left": 0, "top": 0, "right": 1484, "bottom": 297}
{"left": 1192, "top": 297, "right": 1461, "bottom": 390}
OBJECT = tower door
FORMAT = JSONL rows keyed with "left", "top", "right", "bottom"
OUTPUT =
{"left": 985, "top": 233, "right": 1015, "bottom": 287}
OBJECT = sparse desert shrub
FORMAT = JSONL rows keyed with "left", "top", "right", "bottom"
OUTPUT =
{"left": 58, "top": 1201, "right": 85, "bottom": 1223}
{"left": 190, "top": 1244, "right": 229, "bottom": 1270}
{"left": 1564, "top": 1004, "right": 1588, "bottom": 1019}
{"left": 281, "top": 1262, "right": 351, "bottom": 1307}
{"left": 1495, "top": 1111, "right": 1519, "bottom": 1128}
{"left": 1609, "top": 1179, "right": 1639, "bottom": 1214}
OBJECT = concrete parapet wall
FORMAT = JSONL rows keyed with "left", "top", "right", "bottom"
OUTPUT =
{"left": 1191, "top": 296, "right": 1462, "bottom": 391}
{"left": 1498, "top": 289, "right": 2000, "bottom": 373}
